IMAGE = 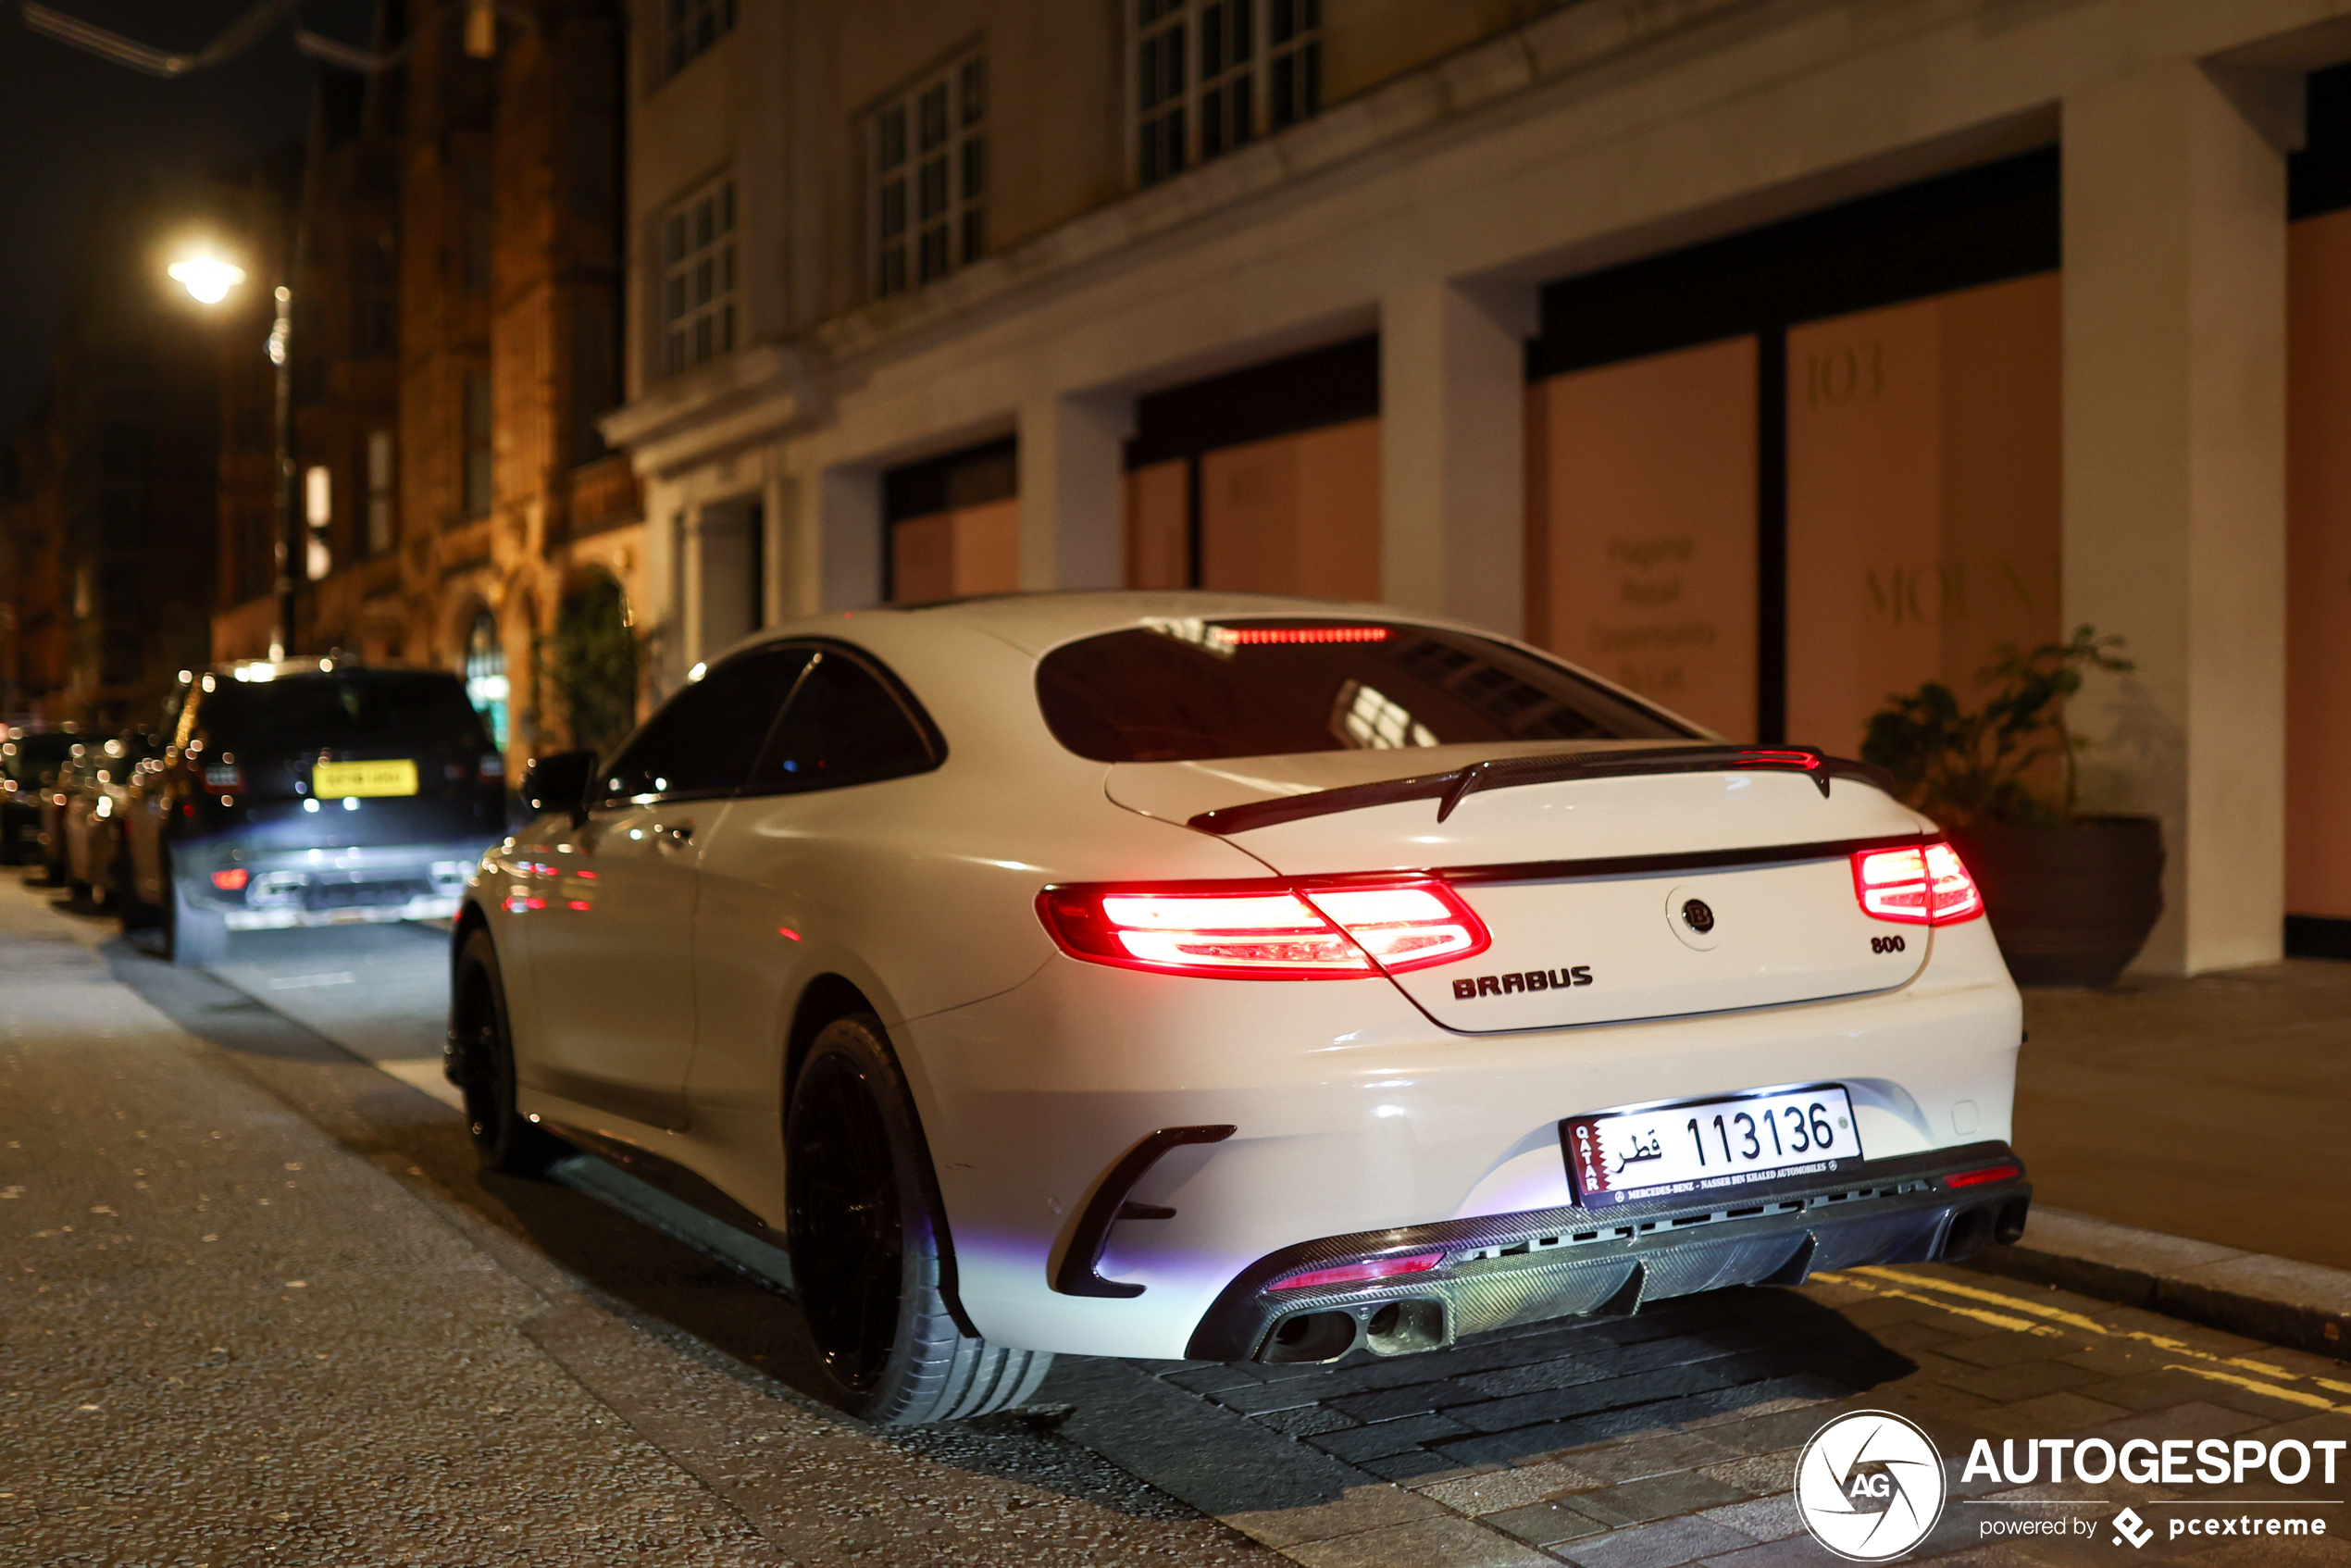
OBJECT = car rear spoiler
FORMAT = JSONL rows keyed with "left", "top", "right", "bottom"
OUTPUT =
{"left": 1185, "top": 745, "right": 1897, "bottom": 837}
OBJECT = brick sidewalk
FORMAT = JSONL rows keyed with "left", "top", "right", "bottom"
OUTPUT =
{"left": 2014, "top": 960, "right": 2351, "bottom": 1274}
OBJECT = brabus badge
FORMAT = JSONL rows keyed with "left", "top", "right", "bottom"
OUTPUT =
{"left": 1451, "top": 965, "right": 1592, "bottom": 1000}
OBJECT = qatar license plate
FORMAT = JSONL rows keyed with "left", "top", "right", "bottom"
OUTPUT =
{"left": 313, "top": 758, "right": 417, "bottom": 798}
{"left": 1561, "top": 1085, "right": 1861, "bottom": 1208}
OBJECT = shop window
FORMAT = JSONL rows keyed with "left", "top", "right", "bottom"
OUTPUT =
{"left": 1137, "top": 0, "right": 1318, "bottom": 187}
{"left": 662, "top": 176, "right": 735, "bottom": 377}
{"left": 872, "top": 52, "right": 987, "bottom": 298}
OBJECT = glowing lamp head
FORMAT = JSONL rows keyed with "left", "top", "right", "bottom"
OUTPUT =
{"left": 168, "top": 254, "right": 247, "bottom": 305}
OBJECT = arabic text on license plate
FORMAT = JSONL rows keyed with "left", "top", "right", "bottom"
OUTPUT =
{"left": 312, "top": 758, "right": 417, "bottom": 798}
{"left": 1560, "top": 1086, "right": 1860, "bottom": 1208}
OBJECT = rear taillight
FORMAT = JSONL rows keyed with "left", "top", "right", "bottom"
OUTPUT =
{"left": 211, "top": 868, "right": 249, "bottom": 891}
{"left": 1851, "top": 842, "right": 1984, "bottom": 925}
{"left": 1036, "top": 878, "right": 1490, "bottom": 980}
{"left": 1945, "top": 1163, "right": 2021, "bottom": 1188}
{"left": 1271, "top": 1251, "right": 1444, "bottom": 1292}
{"left": 203, "top": 765, "right": 243, "bottom": 790}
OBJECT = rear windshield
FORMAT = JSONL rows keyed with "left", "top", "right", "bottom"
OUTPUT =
{"left": 1036, "top": 618, "right": 1696, "bottom": 763}
{"left": 200, "top": 673, "right": 489, "bottom": 755}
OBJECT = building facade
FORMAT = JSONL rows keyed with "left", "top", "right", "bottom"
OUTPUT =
{"left": 3, "top": 181, "right": 224, "bottom": 728}
{"left": 606, "top": 0, "right": 2351, "bottom": 977}
{"left": 212, "top": 0, "right": 642, "bottom": 766}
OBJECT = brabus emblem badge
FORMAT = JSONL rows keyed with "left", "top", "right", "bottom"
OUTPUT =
{"left": 1681, "top": 898, "right": 1716, "bottom": 935}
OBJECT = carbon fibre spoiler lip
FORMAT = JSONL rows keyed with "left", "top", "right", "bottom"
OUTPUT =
{"left": 1183, "top": 745, "right": 1897, "bottom": 837}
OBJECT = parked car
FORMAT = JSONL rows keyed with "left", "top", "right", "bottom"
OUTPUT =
{"left": 118, "top": 659, "right": 508, "bottom": 963}
{"left": 1, "top": 728, "right": 79, "bottom": 865}
{"left": 450, "top": 591, "right": 2030, "bottom": 1426}
{"left": 62, "top": 735, "right": 159, "bottom": 903}
{"left": 42, "top": 746, "right": 97, "bottom": 891}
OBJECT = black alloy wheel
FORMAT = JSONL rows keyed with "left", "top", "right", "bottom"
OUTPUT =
{"left": 788, "top": 1044, "right": 905, "bottom": 1393}
{"left": 784, "top": 1013, "right": 1052, "bottom": 1425}
{"left": 454, "top": 929, "right": 562, "bottom": 1176}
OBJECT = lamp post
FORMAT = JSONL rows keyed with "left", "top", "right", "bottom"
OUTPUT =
{"left": 170, "top": 247, "right": 298, "bottom": 662}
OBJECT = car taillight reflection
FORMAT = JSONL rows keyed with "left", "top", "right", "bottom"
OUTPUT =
{"left": 1037, "top": 878, "right": 1489, "bottom": 979}
{"left": 1851, "top": 842, "right": 1984, "bottom": 925}
{"left": 1270, "top": 1251, "right": 1444, "bottom": 1291}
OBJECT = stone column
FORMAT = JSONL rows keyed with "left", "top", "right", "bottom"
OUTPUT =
{"left": 1017, "top": 393, "right": 1131, "bottom": 591}
{"left": 2062, "top": 59, "right": 2295, "bottom": 974}
{"left": 1379, "top": 280, "right": 1536, "bottom": 635}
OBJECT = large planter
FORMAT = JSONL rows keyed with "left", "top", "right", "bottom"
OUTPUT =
{"left": 1947, "top": 816, "right": 2165, "bottom": 988}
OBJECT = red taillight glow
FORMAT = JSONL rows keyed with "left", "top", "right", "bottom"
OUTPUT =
{"left": 211, "top": 868, "right": 249, "bottom": 891}
{"left": 1851, "top": 842, "right": 1984, "bottom": 926}
{"left": 1271, "top": 1251, "right": 1444, "bottom": 1292}
{"left": 1037, "top": 878, "right": 1490, "bottom": 980}
{"left": 1217, "top": 626, "right": 1390, "bottom": 645}
{"left": 1945, "top": 1163, "right": 2022, "bottom": 1188}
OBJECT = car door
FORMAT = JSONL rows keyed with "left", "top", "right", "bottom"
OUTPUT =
{"left": 685, "top": 645, "right": 943, "bottom": 1207}
{"left": 521, "top": 644, "right": 813, "bottom": 1134}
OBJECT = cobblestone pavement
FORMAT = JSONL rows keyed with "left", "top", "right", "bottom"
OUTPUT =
{"left": 9, "top": 875, "right": 2350, "bottom": 1566}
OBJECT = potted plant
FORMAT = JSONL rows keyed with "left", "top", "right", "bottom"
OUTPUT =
{"left": 1860, "top": 627, "right": 2163, "bottom": 987}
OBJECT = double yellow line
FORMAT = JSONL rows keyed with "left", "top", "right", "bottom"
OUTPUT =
{"left": 1815, "top": 1266, "right": 2351, "bottom": 1414}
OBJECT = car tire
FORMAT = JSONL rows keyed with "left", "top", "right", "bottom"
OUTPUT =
{"left": 162, "top": 862, "right": 230, "bottom": 967}
{"left": 453, "top": 929, "right": 565, "bottom": 1176}
{"left": 785, "top": 1013, "right": 1051, "bottom": 1426}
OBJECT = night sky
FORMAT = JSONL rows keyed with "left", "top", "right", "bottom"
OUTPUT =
{"left": 0, "top": 0, "right": 374, "bottom": 428}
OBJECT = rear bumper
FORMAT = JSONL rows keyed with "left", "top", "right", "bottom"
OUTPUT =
{"left": 1184, "top": 1142, "right": 2030, "bottom": 1362}
{"left": 180, "top": 838, "right": 490, "bottom": 927}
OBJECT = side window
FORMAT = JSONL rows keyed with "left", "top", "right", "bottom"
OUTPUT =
{"left": 744, "top": 648, "right": 937, "bottom": 795}
{"left": 593, "top": 646, "right": 812, "bottom": 807}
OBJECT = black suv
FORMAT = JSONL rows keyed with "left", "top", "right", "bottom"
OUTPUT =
{"left": 119, "top": 660, "right": 507, "bottom": 964}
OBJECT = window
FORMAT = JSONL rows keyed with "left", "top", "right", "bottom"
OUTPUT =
{"left": 465, "top": 612, "right": 509, "bottom": 750}
{"left": 463, "top": 372, "right": 493, "bottom": 518}
{"left": 662, "top": 177, "right": 735, "bottom": 378}
{"left": 366, "top": 430, "right": 394, "bottom": 555}
{"left": 1035, "top": 619, "right": 1693, "bottom": 763}
{"left": 663, "top": 0, "right": 734, "bottom": 80}
{"left": 1136, "top": 0, "right": 1320, "bottom": 187}
{"left": 593, "top": 644, "right": 811, "bottom": 806}
{"left": 303, "top": 465, "right": 332, "bottom": 581}
{"left": 746, "top": 648, "right": 939, "bottom": 794}
{"left": 872, "top": 52, "right": 986, "bottom": 298}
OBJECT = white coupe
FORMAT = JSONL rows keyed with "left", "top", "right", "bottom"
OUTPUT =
{"left": 448, "top": 592, "right": 2029, "bottom": 1425}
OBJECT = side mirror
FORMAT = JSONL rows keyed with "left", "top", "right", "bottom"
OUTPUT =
{"left": 519, "top": 750, "right": 595, "bottom": 821}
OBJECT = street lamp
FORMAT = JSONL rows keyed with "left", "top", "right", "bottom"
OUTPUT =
{"left": 170, "top": 243, "right": 297, "bottom": 663}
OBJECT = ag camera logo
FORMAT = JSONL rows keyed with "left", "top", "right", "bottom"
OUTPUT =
{"left": 1797, "top": 1411, "right": 1947, "bottom": 1562}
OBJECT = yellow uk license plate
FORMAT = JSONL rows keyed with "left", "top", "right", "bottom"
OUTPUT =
{"left": 313, "top": 758, "right": 418, "bottom": 798}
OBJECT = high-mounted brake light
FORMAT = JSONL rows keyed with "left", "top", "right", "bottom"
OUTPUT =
{"left": 1851, "top": 842, "right": 1984, "bottom": 925}
{"left": 1216, "top": 626, "right": 1390, "bottom": 645}
{"left": 1271, "top": 1251, "right": 1444, "bottom": 1292}
{"left": 1037, "top": 878, "right": 1490, "bottom": 980}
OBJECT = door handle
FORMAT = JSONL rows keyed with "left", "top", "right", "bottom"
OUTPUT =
{"left": 655, "top": 820, "right": 694, "bottom": 847}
